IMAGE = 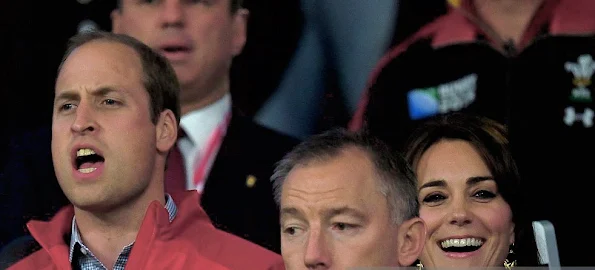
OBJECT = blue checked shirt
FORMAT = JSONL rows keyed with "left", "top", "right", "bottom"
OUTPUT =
{"left": 69, "top": 194, "right": 177, "bottom": 270}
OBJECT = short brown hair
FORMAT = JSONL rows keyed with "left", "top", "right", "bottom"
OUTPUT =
{"left": 57, "top": 30, "right": 181, "bottom": 125}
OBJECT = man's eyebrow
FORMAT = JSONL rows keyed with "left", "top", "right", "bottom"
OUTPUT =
{"left": 54, "top": 86, "right": 125, "bottom": 103}
{"left": 322, "top": 206, "right": 366, "bottom": 221}
{"left": 54, "top": 90, "right": 79, "bottom": 103}
{"left": 92, "top": 86, "right": 121, "bottom": 97}
{"left": 280, "top": 207, "right": 306, "bottom": 222}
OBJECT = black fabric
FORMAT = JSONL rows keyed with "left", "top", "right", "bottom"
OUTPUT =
{"left": 509, "top": 35, "right": 595, "bottom": 266}
{"left": 0, "top": 125, "right": 69, "bottom": 251}
{"left": 365, "top": 39, "right": 509, "bottom": 152}
{"left": 363, "top": 33, "right": 595, "bottom": 266}
{"left": 201, "top": 111, "right": 299, "bottom": 254}
{"left": 0, "top": 235, "right": 41, "bottom": 270}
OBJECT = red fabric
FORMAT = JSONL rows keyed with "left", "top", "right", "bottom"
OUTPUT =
{"left": 9, "top": 191, "right": 285, "bottom": 270}
{"left": 165, "top": 143, "right": 186, "bottom": 193}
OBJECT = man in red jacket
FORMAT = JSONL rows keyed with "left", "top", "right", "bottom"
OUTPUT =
{"left": 8, "top": 30, "right": 284, "bottom": 270}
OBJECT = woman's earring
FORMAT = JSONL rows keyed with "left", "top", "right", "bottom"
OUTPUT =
{"left": 504, "top": 243, "right": 517, "bottom": 269}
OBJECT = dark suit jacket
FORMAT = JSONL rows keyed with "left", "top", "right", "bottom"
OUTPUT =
{"left": 200, "top": 111, "right": 299, "bottom": 254}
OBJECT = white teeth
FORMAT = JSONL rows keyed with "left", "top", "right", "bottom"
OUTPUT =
{"left": 77, "top": 148, "right": 96, "bottom": 157}
{"left": 78, "top": 167, "right": 97, "bottom": 174}
{"left": 441, "top": 238, "right": 484, "bottom": 248}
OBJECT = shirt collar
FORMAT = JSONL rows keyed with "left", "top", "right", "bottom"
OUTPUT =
{"left": 69, "top": 193, "right": 178, "bottom": 262}
{"left": 179, "top": 93, "right": 232, "bottom": 149}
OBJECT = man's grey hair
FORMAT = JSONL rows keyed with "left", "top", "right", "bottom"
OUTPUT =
{"left": 271, "top": 128, "right": 419, "bottom": 224}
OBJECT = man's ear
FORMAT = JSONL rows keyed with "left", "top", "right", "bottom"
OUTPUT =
{"left": 111, "top": 9, "right": 122, "bottom": 33}
{"left": 231, "top": 8, "right": 249, "bottom": 56}
{"left": 397, "top": 217, "right": 427, "bottom": 266}
{"left": 156, "top": 110, "right": 178, "bottom": 154}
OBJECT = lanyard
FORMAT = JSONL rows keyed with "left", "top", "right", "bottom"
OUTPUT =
{"left": 192, "top": 110, "right": 232, "bottom": 190}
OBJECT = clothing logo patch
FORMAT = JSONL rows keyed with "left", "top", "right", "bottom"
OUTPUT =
{"left": 407, "top": 74, "right": 477, "bottom": 120}
{"left": 564, "top": 54, "right": 594, "bottom": 103}
{"left": 563, "top": 106, "right": 593, "bottom": 128}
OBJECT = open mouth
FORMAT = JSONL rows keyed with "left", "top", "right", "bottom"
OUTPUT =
{"left": 75, "top": 148, "right": 105, "bottom": 174}
{"left": 439, "top": 238, "right": 484, "bottom": 253}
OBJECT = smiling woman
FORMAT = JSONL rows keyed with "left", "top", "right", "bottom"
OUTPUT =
{"left": 403, "top": 112, "right": 540, "bottom": 268}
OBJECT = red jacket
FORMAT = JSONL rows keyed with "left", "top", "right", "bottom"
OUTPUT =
{"left": 8, "top": 191, "right": 285, "bottom": 270}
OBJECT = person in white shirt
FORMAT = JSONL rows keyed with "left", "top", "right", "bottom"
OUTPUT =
{"left": 111, "top": 0, "right": 299, "bottom": 253}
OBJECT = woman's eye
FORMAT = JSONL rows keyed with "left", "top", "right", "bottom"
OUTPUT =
{"left": 422, "top": 193, "right": 446, "bottom": 204}
{"left": 473, "top": 190, "right": 496, "bottom": 199}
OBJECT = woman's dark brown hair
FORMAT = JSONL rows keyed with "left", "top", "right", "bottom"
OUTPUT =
{"left": 404, "top": 112, "right": 540, "bottom": 266}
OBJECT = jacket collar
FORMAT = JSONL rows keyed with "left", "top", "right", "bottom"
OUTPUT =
{"left": 434, "top": 0, "right": 595, "bottom": 51}
{"left": 26, "top": 191, "right": 212, "bottom": 268}
{"left": 27, "top": 205, "right": 74, "bottom": 269}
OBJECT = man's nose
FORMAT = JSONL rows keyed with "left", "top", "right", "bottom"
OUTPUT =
{"left": 303, "top": 229, "right": 332, "bottom": 269}
{"left": 71, "top": 103, "right": 98, "bottom": 134}
{"left": 160, "top": 0, "right": 186, "bottom": 28}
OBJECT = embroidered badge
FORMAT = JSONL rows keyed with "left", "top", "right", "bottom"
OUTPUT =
{"left": 564, "top": 54, "right": 594, "bottom": 103}
{"left": 407, "top": 74, "right": 477, "bottom": 120}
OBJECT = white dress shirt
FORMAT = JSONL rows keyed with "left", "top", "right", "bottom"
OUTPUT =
{"left": 178, "top": 93, "right": 232, "bottom": 191}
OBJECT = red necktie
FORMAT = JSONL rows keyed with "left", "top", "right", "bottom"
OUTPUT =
{"left": 164, "top": 129, "right": 187, "bottom": 193}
